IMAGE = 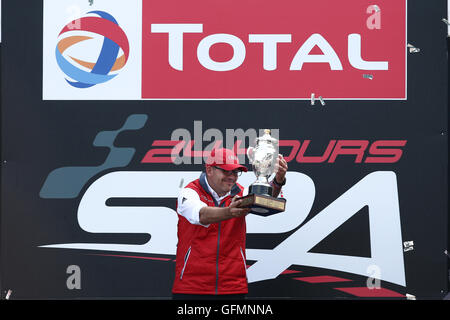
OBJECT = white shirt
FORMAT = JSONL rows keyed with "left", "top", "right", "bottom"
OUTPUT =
{"left": 177, "top": 176, "right": 248, "bottom": 227}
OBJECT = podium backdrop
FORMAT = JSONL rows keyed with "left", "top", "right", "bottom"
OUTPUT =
{"left": 1, "top": 0, "right": 448, "bottom": 299}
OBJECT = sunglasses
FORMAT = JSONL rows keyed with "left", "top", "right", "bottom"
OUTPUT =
{"left": 213, "top": 166, "right": 243, "bottom": 177}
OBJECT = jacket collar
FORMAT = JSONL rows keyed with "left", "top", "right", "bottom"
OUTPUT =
{"left": 199, "top": 172, "right": 242, "bottom": 207}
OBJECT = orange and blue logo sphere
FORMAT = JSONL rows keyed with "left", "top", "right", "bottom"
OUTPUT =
{"left": 56, "top": 11, "right": 130, "bottom": 88}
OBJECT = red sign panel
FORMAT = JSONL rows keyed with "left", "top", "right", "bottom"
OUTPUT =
{"left": 142, "top": 0, "right": 406, "bottom": 99}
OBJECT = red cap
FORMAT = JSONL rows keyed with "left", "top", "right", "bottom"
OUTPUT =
{"left": 205, "top": 148, "right": 248, "bottom": 172}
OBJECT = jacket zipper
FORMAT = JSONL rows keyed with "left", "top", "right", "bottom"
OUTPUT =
{"left": 215, "top": 222, "right": 221, "bottom": 294}
{"left": 198, "top": 174, "right": 243, "bottom": 294}
{"left": 215, "top": 198, "right": 228, "bottom": 295}
{"left": 180, "top": 246, "right": 191, "bottom": 280}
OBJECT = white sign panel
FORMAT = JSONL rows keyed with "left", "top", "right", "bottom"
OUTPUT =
{"left": 42, "top": 0, "right": 142, "bottom": 100}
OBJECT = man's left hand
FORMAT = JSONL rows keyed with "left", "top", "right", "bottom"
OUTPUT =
{"left": 274, "top": 154, "right": 288, "bottom": 184}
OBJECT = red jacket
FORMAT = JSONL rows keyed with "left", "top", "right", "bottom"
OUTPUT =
{"left": 172, "top": 173, "right": 248, "bottom": 295}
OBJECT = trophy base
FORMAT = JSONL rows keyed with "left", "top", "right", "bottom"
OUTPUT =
{"left": 236, "top": 194, "right": 286, "bottom": 217}
{"left": 249, "top": 183, "right": 273, "bottom": 196}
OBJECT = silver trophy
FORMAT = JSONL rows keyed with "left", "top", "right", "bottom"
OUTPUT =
{"left": 238, "top": 129, "right": 286, "bottom": 216}
{"left": 247, "top": 129, "right": 279, "bottom": 196}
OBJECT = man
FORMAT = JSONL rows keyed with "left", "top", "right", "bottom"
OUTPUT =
{"left": 172, "top": 148, "right": 287, "bottom": 299}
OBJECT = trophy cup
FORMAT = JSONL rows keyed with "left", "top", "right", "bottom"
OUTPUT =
{"left": 237, "top": 129, "right": 286, "bottom": 216}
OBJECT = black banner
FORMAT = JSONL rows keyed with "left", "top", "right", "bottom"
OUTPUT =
{"left": 1, "top": 0, "right": 448, "bottom": 300}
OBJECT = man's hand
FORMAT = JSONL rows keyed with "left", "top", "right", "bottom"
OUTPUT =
{"left": 274, "top": 154, "right": 288, "bottom": 185}
{"left": 199, "top": 196, "right": 251, "bottom": 225}
{"left": 229, "top": 196, "right": 251, "bottom": 218}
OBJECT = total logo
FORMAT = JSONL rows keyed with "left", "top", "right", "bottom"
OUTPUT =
{"left": 55, "top": 10, "right": 129, "bottom": 88}
{"left": 43, "top": 0, "right": 406, "bottom": 99}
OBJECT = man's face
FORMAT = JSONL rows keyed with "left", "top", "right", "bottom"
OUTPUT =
{"left": 206, "top": 166, "right": 239, "bottom": 197}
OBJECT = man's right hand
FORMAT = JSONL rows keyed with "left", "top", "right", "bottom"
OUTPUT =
{"left": 199, "top": 196, "right": 251, "bottom": 225}
{"left": 228, "top": 196, "right": 251, "bottom": 218}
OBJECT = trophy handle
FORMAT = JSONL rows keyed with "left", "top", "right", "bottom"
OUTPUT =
{"left": 247, "top": 146, "right": 254, "bottom": 164}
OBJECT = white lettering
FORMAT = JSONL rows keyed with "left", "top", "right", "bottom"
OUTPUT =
{"left": 290, "top": 33, "right": 343, "bottom": 70}
{"left": 249, "top": 34, "right": 292, "bottom": 70}
{"left": 40, "top": 171, "right": 404, "bottom": 286}
{"left": 366, "top": 5, "right": 382, "bottom": 30}
{"left": 151, "top": 23, "right": 203, "bottom": 71}
{"left": 348, "top": 34, "right": 388, "bottom": 70}
{"left": 150, "top": 26, "right": 389, "bottom": 72}
{"left": 366, "top": 264, "right": 382, "bottom": 289}
{"left": 221, "top": 305, "right": 273, "bottom": 315}
{"left": 178, "top": 304, "right": 211, "bottom": 317}
{"left": 247, "top": 171, "right": 405, "bottom": 286}
{"left": 197, "top": 34, "right": 246, "bottom": 71}
{"left": 66, "top": 265, "right": 81, "bottom": 290}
